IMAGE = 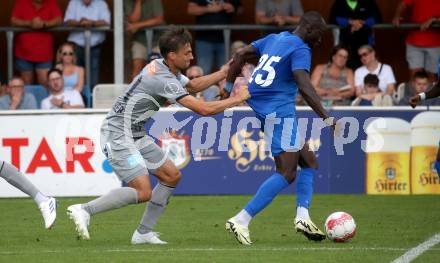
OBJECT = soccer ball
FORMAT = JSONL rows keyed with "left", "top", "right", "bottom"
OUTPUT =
{"left": 324, "top": 212, "right": 356, "bottom": 242}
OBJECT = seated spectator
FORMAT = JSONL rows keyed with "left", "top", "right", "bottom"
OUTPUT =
{"left": 255, "top": 0, "right": 303, "bottom": 26}
{"left": 352, "top": 74, "right": 393, "bottom": 106}
{"left": 329, "top": 0, "right": 382, "bottom": 69}
{"left": 0, "top": 76, "right": 37, "bottom": 110}
{"left": 125, "top": 0, "right": 164, "bottom": 78}
{"left": 398, "top": 70, "right": 440, "bottom": 106}
{"left": 355, "top": 45, "right": 396, "bottom": 96}
{"left": 55, "top": 42, "right": 85, "bottom": 93}
{"left": 41, "top": 69, "right": 84, "bottom": 109}
{"left": 64, "top": 0, "right": 111, "bottom": 89}
{"left": 186, "top": 66, "right": 220, "bottom": 101}
{"left": 311, "top": 45, "right": 355, "bottom": 106}
{"left": 11, "top": 0, "right": 62, "bottom": 85}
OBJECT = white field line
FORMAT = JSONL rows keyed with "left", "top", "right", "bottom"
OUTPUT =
{"left": 391, "top": 233, "right": 440, "bottom": 263}
{"left": 0, "top": 246, "right": 440, "bottom": 255}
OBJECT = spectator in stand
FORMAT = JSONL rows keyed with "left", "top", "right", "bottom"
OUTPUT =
{"left": 354, "top": 45, "right": 396, "bottom": 96}
{"left": 186, "top": 66, "right": 220, "bottom": 101}
{"left": 55, "top": 42, "right": 84, "bottom": 93}
{"left": 311, "top": 45, "right": 355, "bottom": 106}
{"left": 398, "top": 70, "right": 440, "bottom": 105}
{"left": 187, "top": 0, "right": 242, "bottom": 74}
{"left": 64, "top": 0, "right": 111, "bottom": 90}
{"left": 255, "top": 0, "right": 303, "bottom": 26}
{"left": 41, "top": 68, "right": 84, "bottom": 110}
{"left": 329, "top": 0, "right": 382, "bottom": 69}
{"left": 352, "top": 73, "right": 393, "bottom": 106}
{"left": 0, "top": 76, "right": 37, "bottom": 110}
{"left": 125, "top": 0, "right": 164, "bottom": 78}
{"left": 393, "top": 0, "right": 440, "bottom": 82}
{"left": 11, "top": 0, "right": 62, "bottom": 86}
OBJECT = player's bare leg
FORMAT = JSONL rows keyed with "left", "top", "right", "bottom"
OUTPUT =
{"left": 132, "top": 160, "right": 181, "bottom": 245}
{"left": 67, "top": 175, "right": 149, "bottom": 240}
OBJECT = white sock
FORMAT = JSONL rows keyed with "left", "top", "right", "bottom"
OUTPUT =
{"left": 34, "top": 192, "right": 49, "bottom": 206}
{"left": 234, "top": 209, "right": 252, "bottom": 227}
{"left": 296, "top": 206, "right": 310, "bottom": 220}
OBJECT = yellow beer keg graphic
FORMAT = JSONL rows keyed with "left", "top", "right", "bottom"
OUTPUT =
{"left": 410, "top": 111, "right": 440, "bottom": 194}
{"left": 365, "top": 118, "right": 411, "bottom": 195}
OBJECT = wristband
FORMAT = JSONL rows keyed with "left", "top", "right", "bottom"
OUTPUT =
{"left": 419, "top": 92, "right": 426, "bottom": 101}
{"left": 323, "top": 117, "right": 334, "bottom": 126}
{"left": 224, "top": 82, "right": 234, "bottom": 93}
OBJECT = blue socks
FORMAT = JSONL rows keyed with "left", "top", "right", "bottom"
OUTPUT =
{"left": 435, "top": 161, "right": 440, "bottom": 179}
{"left": 296, "top": 168, "right": 316, "bottom": 209}
{"left": 244, "top": 173, "right": 289, "bottom": 217}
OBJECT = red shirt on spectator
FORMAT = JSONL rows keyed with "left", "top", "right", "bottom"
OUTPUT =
{"left": 12, "top": 0, "right": 62, "bottom": 62}
{"left": 403, "top": 0, "right": 440, "bottom": 47}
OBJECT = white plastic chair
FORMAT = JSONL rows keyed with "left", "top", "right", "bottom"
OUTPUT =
{"left": 92, "top": 84, "right": 128, "bottom": 109}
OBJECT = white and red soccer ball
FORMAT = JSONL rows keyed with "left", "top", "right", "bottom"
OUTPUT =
{"left": 324, "top": 212, "right": 356, "bottom": 242}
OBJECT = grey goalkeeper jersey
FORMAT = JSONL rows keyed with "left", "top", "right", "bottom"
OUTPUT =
{"left": 103, "top": 59, "right": 190, "bottom": 138}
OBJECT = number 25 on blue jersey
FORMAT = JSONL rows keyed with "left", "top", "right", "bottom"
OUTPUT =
{"left": 249, "top": 54, "right": 281, "bottom": 87}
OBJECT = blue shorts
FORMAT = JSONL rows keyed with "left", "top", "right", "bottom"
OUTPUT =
{"left": 256, "top": 112, "right": 302, "bottom": 157}
{"left": 15, "top": 58, "right": 52, "bottom": 72}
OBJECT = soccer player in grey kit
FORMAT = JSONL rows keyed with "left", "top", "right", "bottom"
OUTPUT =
{"left": 0, "top": 160, "right": 56, "bottom": 229}
{"left": 67, "top": 27, "right": 250, "bottom": 244}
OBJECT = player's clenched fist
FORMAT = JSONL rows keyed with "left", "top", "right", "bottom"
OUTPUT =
{"left": 236, "top": 86, "right": 251, "bottom": 101}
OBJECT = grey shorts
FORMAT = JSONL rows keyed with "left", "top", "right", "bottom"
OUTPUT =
{"left": 100, "top": 129, "right": 167, "bottom": 183}
{"left": 131, "top": 41, "right": 148, "bottom": 60}
{"left": 406, "top": 44, "right": 440, "bottom": 73}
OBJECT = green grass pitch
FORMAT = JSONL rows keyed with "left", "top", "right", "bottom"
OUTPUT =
{"left": 1, "top": 195, "right": 439, "bottom": 263}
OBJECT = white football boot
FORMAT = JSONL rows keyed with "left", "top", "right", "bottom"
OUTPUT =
{"left": 39, "top": 197, "right": 57, "bottom": 229}
{"left": 67, "top": 204, "right": 91, "bottom": 240}
{"left": 225, "top": 217, "right": 252, "bottom": 245}
{"left": 131, "top": 230, "right": 168, "bottom": 245}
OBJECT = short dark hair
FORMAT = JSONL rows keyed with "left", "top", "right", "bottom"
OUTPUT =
{"left": 158, "top": 26, "right": 192, "bottom": 58}
{"left": 364, "top": 73, "right": 379, "bottom": 86}
{"left": 413, "top": 70, "right": 429, "bottom": 80}
{"left": 47, "top": 68, "right": 62, "bottom": 78}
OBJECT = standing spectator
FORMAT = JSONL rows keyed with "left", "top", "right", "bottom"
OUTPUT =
{"left": 125, "top": 0, "right": 164, "bottom": 79}
{"left": 329, "top": 0, "right": 382, "bottom": 69}
{"left": 398, "top": 70, "right": 440, "bottom": 105}
{"left": 55, "top": 42, "right": 85, "bottom": 93}
{"left": 11, "top": 0, "right": 62, "bottom": 86}
{"left": 354, "top": 45, "right": 396, "bottom": 95}
{"left": 187, "top": 0, "right": 242, "bottom": 74}
{"left": 41, "top": 68, "right": 84, "bottom": 109}
{"left": 311, "top": 45, "right": 355, "bottom": 106}
{"left": 255, "top": 0, "right": 303, "bottom": 26}
{"left": 393, "top": 0, "right": 440, "bottom": 82}
{"left": 64, "top": 0, "right": 111, "bottom": 90}
{"left": 0, "top": 76, "right": 37, "bottom": 110}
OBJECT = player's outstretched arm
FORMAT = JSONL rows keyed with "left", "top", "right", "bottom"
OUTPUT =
{"left": 186, "top": 62, "right": 230, "bottom": 93}
{"left": 178, "top": 86, "right": 250, "bottom": 116}
{"left": 223, "top": 45, "right": 259, "bottom": 97}
{"left": 409, "top": 81, "right": 440, "bottom": 108}
{"left": 294, "top": 70, "right": 331, "bottom": 120}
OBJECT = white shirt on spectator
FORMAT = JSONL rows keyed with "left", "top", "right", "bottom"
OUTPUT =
{"left": 354, "top": 63, "right": 396, "bottom": 93}
{"left": 64, "top": 0, "right": 111, "bottom": 47}
{"left": 41, "top": 90, "right": 85, "bottom": 110}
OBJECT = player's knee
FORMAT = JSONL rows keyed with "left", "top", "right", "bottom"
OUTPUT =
{"left": 137, "top": 189, "right": 152, "bottom": 203}
{"left": 280, "top": 170, "right": 297, "bottom": 184}
{"left": 162, "top": 169, "right": 181, "bottom": 186}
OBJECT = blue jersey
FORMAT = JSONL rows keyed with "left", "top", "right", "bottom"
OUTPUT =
{"left": 247, "top": 32, "right": 311, "bottom": 116}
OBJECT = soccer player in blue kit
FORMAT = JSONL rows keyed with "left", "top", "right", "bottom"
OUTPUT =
{"left": 409, "top": 57, "right": 440, "bottom": 179}
{"left": 222, "top": 11, "right": 339, "bottom": 245}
